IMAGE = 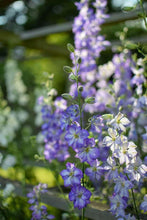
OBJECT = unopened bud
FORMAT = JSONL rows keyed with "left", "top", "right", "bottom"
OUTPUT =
{"left": 63, "top": 66, "right": 73, "bottom": 73}
{"left": 78, "top": 85, "right": 83, "bottom": 92}
{"left": 67, "top": 43, "right": 75, "bottom": 53}
{"left": 85, "top": 97, "right": 95, "bottom": 104}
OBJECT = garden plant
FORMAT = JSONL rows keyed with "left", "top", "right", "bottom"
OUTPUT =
{"left": 0, "top": 0, "right": 147, "bottom": 220}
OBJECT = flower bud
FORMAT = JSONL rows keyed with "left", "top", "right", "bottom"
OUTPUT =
{"left": 63, "top": 66, "right": 73, "bottom": 73}
{"left": 78, "top": 85, "right": 83, "bottom": 92}
{"left": 85, "top": 97, "right": 95, "bottom": 104}
{"left": 62, "top": 93, "right": 73, "bottom": 100}
{"left": 67, "top": 43, "right": 75, "bottom": 53}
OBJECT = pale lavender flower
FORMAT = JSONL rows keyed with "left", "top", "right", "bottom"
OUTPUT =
{"left": 114, "top": 176, "right": 133, "bottom": 198}
{"left": 109, "top": 194, "right": 127, "bottom": 218}
{"left": 126, "top": 157, "right": 147, "bottom": 182}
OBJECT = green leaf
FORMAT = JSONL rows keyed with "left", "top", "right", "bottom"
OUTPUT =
{"left": 125, "top": 42, "right": 138, "bottom": 50}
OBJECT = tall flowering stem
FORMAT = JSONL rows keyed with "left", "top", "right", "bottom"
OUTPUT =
{"left": 73, "top": 50, "right": 85, "bottom": 220}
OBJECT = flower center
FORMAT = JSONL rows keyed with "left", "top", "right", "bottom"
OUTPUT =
{"left": 74, "top": 133, "right": 79, "bottom": 139}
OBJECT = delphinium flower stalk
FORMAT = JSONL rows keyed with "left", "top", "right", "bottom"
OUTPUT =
{"left": 69, "top": 0, "right": 110, "bottom": 114}
{"left": 27, "top": 183, "right": 54, "bottom": 220}
{"left": 62, "top": 44, "right": 93, "bottom": 219}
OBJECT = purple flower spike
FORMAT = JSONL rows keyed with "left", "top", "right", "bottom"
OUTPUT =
{"left": 60, "top": 162, "right": 83, "bottom": 187}
{"left": 69, "top": 185, "right": 92, "bottom": 209}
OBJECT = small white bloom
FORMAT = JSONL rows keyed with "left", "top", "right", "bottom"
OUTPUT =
{"left": 109, "top": 112, "right": 130, "bottom": 131}
{"left": 103, "top": 128, "right": 120, "bottom": 151}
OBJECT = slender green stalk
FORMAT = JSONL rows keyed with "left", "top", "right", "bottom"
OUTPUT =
{"left": 139, "top": 0, "right": 147, "bottom": 29}
{"left": 131, "top": 188, "right": 140, "bottom": 220}
{"left": 74, "top": 52, "right": 85, "bottom": 220}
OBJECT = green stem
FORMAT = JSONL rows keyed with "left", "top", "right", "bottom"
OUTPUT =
{"left": 131, "top": 188, "right": 140, "bottom": 220}
{"left": 139, "top": 0, "right": 147, "bottom": 29}
{"left": 74, "top": 52, "right": 85, "bottom": 220}
{"left": 82, "top": 207, "right": 85, "bottom": 220}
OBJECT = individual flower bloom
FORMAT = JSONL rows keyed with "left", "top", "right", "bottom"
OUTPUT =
{"left": 27, "top": 192, "right": 37, "bottom": 204}
{"left": 43, "top": 123, "right": 62, "bottom": 142}
{"left": 104, "top": 157, "right": 119, "bottom": 181}
{"left": 69, "top": 185, "right": 91, "bottom": 209}
{"left": 81, "top": 83, "right": 96, "bottom": 98}
{"left": 97, "top": 61, "right": 114, "bottom": 81}
{"left": 109, "top": 112, "right": 130, "bottom": 132}
{"left": 114, "top": 176, "right": 133, "bottom": 198}
{"left": 37, "top": 96, "right": 44, "bottom": 105}
{"left": 54, "top": 97, "right": 67, "bottom": 112}
{"left": 109, "top": 194, "right": 127, "bottom": 218}
{"left": 60, "top": 105, "right": 80, "bottom": 130}
{"left": 118, "top": 214, "right": 136, "bottom": 220}
{"left": 97, "top": 146, "right": 110, "bottom": 162}
{"left": 115, "top": 140, "right": 137, "bottom": 166}
{"left": 93, "top": 0, "right": 107, "bottom": 9}
{"left": 90, "top": 115, "right": 104, "bottom": 133}
{"left": 41, "top": 105, "right": 52, "bottom": 121}
{"left": 60, "top": 162, "right": 83, "bottom": 187}
{"left": 131, "top": 67, "right": 145, "bottom": 86}
{"left": 126, "top": 156, "right": 147, "bottom": 182}
{"left": 65, "top": 124, "right": 89, "bottom": 149}
{"left": 40, "top": 205, "right": 55, "bottom": 219}
{"left": 54, "top": 141, "right": 70, "bottom": 162}
{"left": 140, "top": 194, "right": 147, "bottom": 212}
{"left": 142, "top": 126, "right": 147, "bottom": 144}
{"left": 138, "top": 95, "right": 147, "bottom": 109}
{"left": 44, "top": 142, "right": 56, "bottom": 162}
{"left": 60, "top": 112, "right": 71, "bottom": 130}
{"left": 128, "top": 123, "right": 138, "bottom": 142}
{"left": 103, "top": 128, "right": 120, "bottom": 152}
{"left": 144, "top": 156, "right": 147, "bottom": 166}
{"left": 115, "top": 142, "right": 130, "bottom": 165}
{"left": 113, "top": 79, "right": 131, "bottom": 97}
{"left": 85, "top": 159, "right": 103, "bottom": 181}
{"left": 75, "top": 138, "right": 99, "bottom": 164}
{"left": 66, "top": 104, "right": 80, "bottom": 119}
{"left": 136, "top": 84, "right": 143, "bottom": 95}
{"left": 127, "top": 142, "right": 137, "bottom": 158}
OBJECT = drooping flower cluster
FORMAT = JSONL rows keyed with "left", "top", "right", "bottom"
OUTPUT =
{"left": 27, "top": 183, "right": 54, "bottom": 220}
